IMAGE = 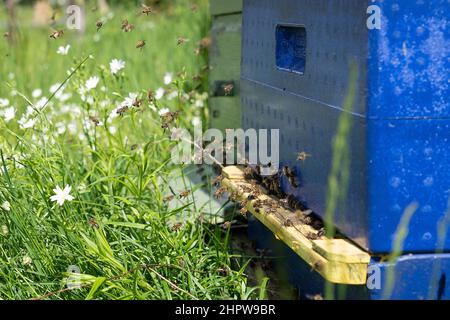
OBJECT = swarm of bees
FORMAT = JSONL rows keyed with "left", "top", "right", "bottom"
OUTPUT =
{"left": 50, "top": 29, "right": 64, "bottom": 39}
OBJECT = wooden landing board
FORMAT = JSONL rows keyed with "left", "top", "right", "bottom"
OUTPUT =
{"left": 221, "top": 166, "right": 371, "bottom": 285}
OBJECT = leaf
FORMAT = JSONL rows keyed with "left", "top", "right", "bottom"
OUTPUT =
{"left": 86, "top": 277, "right": 107, "bottom": 300}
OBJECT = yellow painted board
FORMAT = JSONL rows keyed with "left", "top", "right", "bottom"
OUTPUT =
{"left": 221, "top": 166, "right": 371, "bottom": 285}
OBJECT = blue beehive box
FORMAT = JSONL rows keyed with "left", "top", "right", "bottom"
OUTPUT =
{"left": 241, "top": 0, "right": 450, "bottom": 254}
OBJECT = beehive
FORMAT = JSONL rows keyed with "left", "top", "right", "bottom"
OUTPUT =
{"left": 209, "top": 0, "right": 243, "bottom": 130}
{"left": 241, "top": 0, "right": 450, "bottom": 254}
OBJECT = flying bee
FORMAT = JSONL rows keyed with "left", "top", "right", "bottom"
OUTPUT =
{"left": 177, "top": 37, "right": 189, "bottom": 45}
{"left": 50, "top": 29, "right": 64, "bottom": 39}
{"left": 222, "top": 84, "right": 234, "bottom": 96}
{"left": 141, "top": 4, "right": 153, "bottom": 15}
{"left": 96, "top": 21, "right": 103, "bottom": 31}
{"left": 3, "top": 32, "right": 10, "bottom": 38}
{"left": 121, "top": 19, "right": 135, "bottom": 32}
{"left": 136, "top": 40, "right": 146, "bottom": 49}
{"left": 88, "top": 217, "right": 99, "bottom": 229}
{"left": 163, "top": 195, "right": 174, "bottom": 202}
{"left": 179, "top": 190, "right": 191, "bottom": 199}
{"left": 171, "top": 222, "right": 183, "bottom": 232}
{"left": 116, "top": 105, "right": 129, "bottom": 116}
{"left": 297, "top": 151, "right": 311, "bottom": 162}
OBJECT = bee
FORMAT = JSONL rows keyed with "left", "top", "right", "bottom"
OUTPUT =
{"left": 179, "top": 190, "right": 191, "bottom": 199}
{"left": 161, "top": 111, "right": 180, "bottom": 129}
{"left": 191, "top": 4, "right": 198, "bottom": 12}
{"left": 88, "top": 217, "right": 99, "bottom": 229}
{"left": 177, "top": 37, "right": 189, "bottom": 45}
{"left": 3, "top": 32, "right": 10, "bottom": 38}
{"left": 96, "top": 21, "right": 103, "bottom": 31}
{"left": 136, "top": 40, "right": 146, "bottom": 49}
{"left": 212, "top": 175, "right": 223, "bottom": 187}
{"left": 163, "top": 195, "right": 174, "bottom": 202}
{"left": 283, "top": 166, "right": 298, "bottom": 188}
{"left": 239, "top": 206, "right": 248, "bottom": 216}
{"left": 89, "top": 116, "right": 100, "bottom": 126}
{"left": 217, "top": 267, "right": 229, "bottom": 276}
{"left": 317, "top": 227, "right": 326, "bottom": 238}
{"left": 171, "top": 223, "right": 183, "bottom": 232}
{"left": 121, "top": 19, "right": 134, "bottom": 32}
{"left": 130, "top": 144, "right": 139, "bottom": 151}
{"left": 146, "top": 90, "right": 154, "bottom": 102}
{"left": 199, "top": 37, "right": 211, "bottom": 49}
{"left": 116, "top": 105, "right": 129, "bottom": 116}
{"left": 132, "top": 98, "right": 143, "bottom": 108}
{"left": 214, "top": 187, "right": 226, "bottom": 199}
{"left": 297, "top": 151, "right": 311, "bottom": 162}
{"left": 141, "top": 4, "right": 153, "bottom": 15}
{"left": 283, "top": 219, "right": 293, "bottom": 227}
{"left": 222, "top": 84, "right": 234, "bottom": 96}
{"left": 50, "top": 29, "right": 64, "bottom": 39}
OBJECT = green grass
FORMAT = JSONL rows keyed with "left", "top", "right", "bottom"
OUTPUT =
{"left": 0, "top": 1, "right": 263, "bottom": 300}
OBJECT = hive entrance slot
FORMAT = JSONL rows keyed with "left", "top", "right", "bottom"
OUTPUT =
{"left": 276, "top": 25, "right": 307, "bottom": 75}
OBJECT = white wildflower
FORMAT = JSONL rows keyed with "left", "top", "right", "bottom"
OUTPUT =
{"left": 57, "top": 45, "right": 71, "bottom": 55}
{"left": 50, "top": 185, "right": 74, "bottom": 206}
{"left": 32, "top": 89, "right": 42, "bottom": 98}
{"left": 192, "top": 116, "right": 201, "bottom": 126}
{"left": 1, "top": 225, "right": 8, "bottom": 237}
{"left": 1, "top": 201, "right": 11, "bottom": 211}
{"left": 164, "top": 73, "right": 173, "bottom": 85}
{"left": 3, "top": 107, "right": 15, "bottom": 122}
{"left": 85, "top": 76, "right": 100, "bottom": 91}
{"left": 110, "top": 59, "right": 126, "bottom": 75}
{"left": 22, "top": 255, "right": 32, "bottom": 266}
{"left": 155, "top": 88, "right": 165, "bottom": 100}
{"left": 0, "top": 98, "right": 9, "bottom": 108}
{"left": 159, "top": 108, "right": 170, "bottom": 116}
